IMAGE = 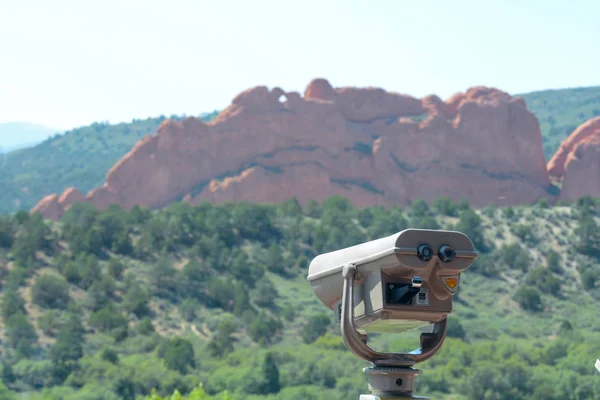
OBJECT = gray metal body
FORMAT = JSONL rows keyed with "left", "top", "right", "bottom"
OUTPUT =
{"left": 307, "top": 229, "right": 477, "bottom": 334}
{"left": 307, "top": 229, "right": 478, "bottom": 399}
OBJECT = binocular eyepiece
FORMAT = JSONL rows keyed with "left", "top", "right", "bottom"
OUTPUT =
{"left": 416, "top": 244, "right": 456, "bottom": 263}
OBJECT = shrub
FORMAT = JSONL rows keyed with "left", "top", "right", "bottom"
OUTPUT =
{"left": 31, "top": 274, "right": 71, "bottom": 309}
{"left": 180, "top": 299, "right": 199, "bottom": 322}
{"left": 38, "top": 310, "right": 63, "bottom": 336}
{"left": 546, "top": 250, "right": 562, "bottom": 273}
{"left": 301, "top": 314, "right": 331, "bottom": 344}
{"left": 5, "top": 313, "right": 38, "bottom": 352}
{"left": 107, "top": 258, "right": 126, "bottom": 280}
{"left": 158, "top": 337, "right": 196, "bottom": 374}
{"left": 88, "top": 306, "right": 128, "bottom": 335}
{"left": 410, "top": 199, "right": 430, "bottom": 218}
{"left": 515, "top": 286, "right": 542, "bottom": 312}
{"left": 455, "top": 208, "right": 486, "bottom": 251}
{"left": 1, "top": 289, "right": 26, "bottom": 321}
{"left": 100, "top": 348, "right": 120, "bottom": 364}
{"left": 248, "top": 312, "right": 283, "bottom": 345}
{"left": 525, "top": 267, "right": 560, "bottom": 294}
{"left": 446, "top": 317, "right": 467, "bottom": 340}
{"left": 433, "top": 196, "right": 458, "bottom": 216}
{"left": 581, "top": 268, "right": 598, "bottom": 290}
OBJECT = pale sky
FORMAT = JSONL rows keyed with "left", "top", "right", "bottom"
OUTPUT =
{"left": 1, "top": 0, "right": 598, "bottom": 131}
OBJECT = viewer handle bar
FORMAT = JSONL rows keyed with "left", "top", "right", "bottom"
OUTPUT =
{"left": 341, "top": 263, "right": 447, "bottom": 367}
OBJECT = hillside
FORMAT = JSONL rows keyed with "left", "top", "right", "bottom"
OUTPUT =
{"left": 518, "top": 86, "right": 600, "bottom": 160}
{"left": 0, "top": 112, "right": 218, "bottom": 215}
{"left": 0, "top": 196, "right": 598, "bottom": 399}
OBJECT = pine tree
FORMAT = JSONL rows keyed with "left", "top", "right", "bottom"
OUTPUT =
{"left": 261, "top": 352, "right": 280, "bottom": 394}
{"left": 1, "top": 289, "right": 26, "bottom": 321}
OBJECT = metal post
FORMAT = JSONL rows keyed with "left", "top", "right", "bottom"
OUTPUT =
{"left": 340, "top": 264, "right": 436, "bottom": 399}
{"left": 359, "top": 366, "right": 430, "bottom": 399}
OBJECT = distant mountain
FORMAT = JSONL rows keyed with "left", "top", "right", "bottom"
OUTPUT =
{"left": 517, "top": 86, "right": 600, "bottom": 160}
{"left": 0, "top": 122, "right": 62, "bottom": 153}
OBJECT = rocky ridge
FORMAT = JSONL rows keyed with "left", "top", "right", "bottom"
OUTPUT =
{"left": 33, "top": 79, "right": 556, "bottom": 221}
{"left": 547, "top": 117, "right": 600, "bottom": 201}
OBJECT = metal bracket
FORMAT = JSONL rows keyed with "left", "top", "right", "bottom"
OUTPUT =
{"left": 341, "top": 263, "right": 448, "bottom": 367}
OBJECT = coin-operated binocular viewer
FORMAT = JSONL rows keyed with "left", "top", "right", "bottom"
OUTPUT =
{"left": 307, "top": 229, "right": 477, "bottom": 399}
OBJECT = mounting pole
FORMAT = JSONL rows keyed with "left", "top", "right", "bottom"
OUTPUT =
{"left": 342, "top": 264, "right": 447, "bottom": 399}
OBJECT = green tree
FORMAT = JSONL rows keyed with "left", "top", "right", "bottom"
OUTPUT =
{"left": 100, "top": 348, "right": 120, "bottom": 364}
{"left": 158, "top": 337, "right": 196, "bottom": 374}
{"left": 455, "top": 208, "right": 487, "bottom": 251}
{"left": 149, "top": 255, "right": 178, "bottom": 299}
{"left": 260, "top": 352, "right": 280, "bottom": 394}
{"left": 31, "top": 274, "right": 71, "bottom": 309}
{"left": 537, "top": 198, "right": 550, "bottom": 208}
{"left": 207, "top": 319, "right": 236, "bottom": 358}
{"left": 301, "top": 314, "right": 331, "bottom": 344}
{"left": 253, "top": 279, "right": 278, "bottom": 309}
{"left": 433, "top": 196, "right": 458, "bottom": 216}
{"left": 410, "top": 199, "right": 430, "bottom": 218}
{"left": 515, "top": 286, "right": 542, "bottom": 312}
{"left": 85, "top": 279, "right": 113, "bottom": 312}
{"left": 546, "top": 250, "right": 561, "bottom": 273}
{"left": 180, "top": 299, "right": 199, "bottom": 322}
{"left": 574, "top": 218, "right": 600, "bottom": 256}
{"left": 525, "top": 267, "right": 560, "bottom": 294}
{"left": 231, "top": 202, "right": 280, "bottom": 244}
{"left": 208, "top": 277, "right": 237, "bottom": 311}
{"left": 49, "top": 313, "right": 85, "bottom": 383}
{"left": 581, "top": 268, "right": 598, "bottom": 290}
{"left": 107, "top": 257, "right": 126, "bottom": 280}
{"left": 6, "top": 313, "right": 38, "bottom": 355}
{"left": 264, "top": 244, "right": 285, "bottom": 274}
{"left": 5, "top": 266, "right": 28, "bottom": 289}
{"left": 37, "top": 310, "right": 63, "bottom": 336}
{"left": 232, "top": 283, "right": 251, "bottom": 317}
{"left": 1, "top": 289, "right": 26, "bottom": 321}
{"left": 123, "top": 282, "right": 151, "bottom": 317}
{"left": 136, "top": 317, "right": 155, "bottom": 336}
{"left": 88, "top": 305, "right": 128, "bottom": 340}
{"left": 248, "top": 312, "right": 283, "bottom": 345}
{"left": 0, "top": 217, "right": 15, "bottom": 249}
{"left": 446, "top": 317, "right": 466, "bottom": 340}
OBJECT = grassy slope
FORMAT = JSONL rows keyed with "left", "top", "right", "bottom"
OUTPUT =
{"left": 0, "top": 112, "right": 218, "bottom": 214}
{"left": 0, "top": 198, "right": 598, "bottom": 400}
{"left": 1, "top": 86, "right": 600, "bottom": 214}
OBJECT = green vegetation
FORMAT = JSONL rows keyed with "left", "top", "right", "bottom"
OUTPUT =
{"left": 518, "top": 86, "right": 600, "bottom": 160}
{"left": 0, "top": 196, "right": 598, "bottom": 399}
{"left": 0, "top": 112, "right": 218, "bottom": 214}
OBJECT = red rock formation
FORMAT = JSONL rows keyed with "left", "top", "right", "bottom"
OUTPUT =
{"left": 32, "top": 79, "right": 554, "bottom": 221}
{"left": 304, "top": 78, "right": 337, "bottom": 102}
{"left": 547, "top": 117, "right": 600, "bottom": 200}
{"left": 58, "top": 187, "right": 85, "bottom": 208}
{"left": 31, "top": 194, "right": 64, "bottom": 221}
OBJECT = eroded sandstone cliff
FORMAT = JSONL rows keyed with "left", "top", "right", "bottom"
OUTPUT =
{"left": 547, "top": 117, "right": 600, "bottom": 201}
{"left": 32, "top": 79, "right": 555, "bottom": 220}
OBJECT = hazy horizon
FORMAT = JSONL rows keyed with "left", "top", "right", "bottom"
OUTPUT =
{"left": 1, "top": 0, "right": 599, "bottom": 131}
